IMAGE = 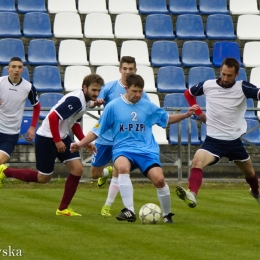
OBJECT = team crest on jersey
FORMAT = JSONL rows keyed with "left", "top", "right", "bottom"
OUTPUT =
{"left": 94, "top": 123, "right": 100, "bottom": 128}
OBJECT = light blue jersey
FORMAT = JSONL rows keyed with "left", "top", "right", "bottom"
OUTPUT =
{"left": 95, "top": 79, "right": 150, "bottom": 145}
{"left": 93, "top": 95, "right": 169, "bottom": 157}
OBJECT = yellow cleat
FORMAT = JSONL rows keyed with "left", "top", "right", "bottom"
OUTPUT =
{"left": 56, "top": 207, "right": 82, "bottom": 216}
{"left": 97, "top": 166, "right": 113, "bottom": 188}
{"left": 101, "top": 205, "right": 112, "bottom": 217}
{"left": 0, "top": 164, "right": 7, "bottom": 188}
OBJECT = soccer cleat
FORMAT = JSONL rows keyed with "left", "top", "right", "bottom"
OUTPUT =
{"left": 101, "top": 205, "right": 112, "bottom": 217}
{"left": 116, "top": 208, "right": 136, "bottom": 222}
{"left": 163, "top": 213, "right": 175, "bottom": 224}
{"left": 249, "top": 188, "right": 260, "bottom": 204}
{"left": 97, "top": 166, "right": 113, "bottom": 188}
{"left": 56, "top": 207, "right": 82, "bottom": 216}
{"left": 176, "top": 186, "right": 197, "bottom": 208}
{"left": 0, "top": 164, "right": 8, "bottom": 187}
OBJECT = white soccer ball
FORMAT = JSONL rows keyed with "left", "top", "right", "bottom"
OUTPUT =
{"left": 139, "top": 203, "right": 162, "bottom": 224}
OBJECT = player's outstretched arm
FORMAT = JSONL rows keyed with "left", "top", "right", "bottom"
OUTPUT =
{"left": 167, "top": 104, "right": 199, "bottom": 125}
{"left": 70, "top": 131, "right": 98, "bottom": 153}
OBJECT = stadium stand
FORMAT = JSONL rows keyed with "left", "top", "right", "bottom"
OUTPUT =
{"left": 78, "top": 0, "right": 108, "bottom": 14}
{"left": 47, "top": 0, "right": 77, "bottom": 13}
{"left": 188, "top": 67, "right": 216, "bottom": 88}
{"left": 138, "top": 0, "right": 168, "bottom": 14}
{"left": 237, "top": 68, "right": 248, "bottom": 81}
{"left": 136, "top": 66, "right": 156, "bottom": 93}
{"left": 229, "top": 0, "right": 259, "bottom": 15}
{"left": 243, "top": 42, "right": 260, "bottom": 67}
{"left": 169, "top": 0, "right": 199, "bottom": 14}
{"left": 163, "top": 93, "right": 189, "bottom": 114}
{"left": 0, "top": 12, "right": 22, "bottom": 37}
{"left": 0, "top": 0, "right": 15, "bottom": 12}
{"left": 18, "top": 116, "right": 38, "bottom": 145}
{"left": 241, "top": 119, "right": 260, "bottom": 146}
{"left": 108, "top": 0, "right": 138, "bottom": 14}
{"left": 17, "top": 0, "right": 47, "bottom": 13}
{"left": 199, "top": 0, "right": 229, "bottom": 14}
{"left": 237, "top": 15, "right": 260, "bottom": 40}
{"left": 95, "top": 66, "right": 120, "bottom": 84}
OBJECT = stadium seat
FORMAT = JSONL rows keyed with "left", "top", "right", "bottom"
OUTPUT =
{"left": 212, "top": 42, "right": 242, "bottom": 67}
{"left": 78, "top": 0, "right": 108, "bottom": 14}
{"left": 147, "top": 93, "right": 160, "bottom": 106}
{"left": 0, "top": 38, "right": 26, "bottom": 65}
{"left": 236, "top": 68, "right": 247, "bottom": 81}
{"left": 206, "top": 14, "right": 236, "bottom": 40}
{"left": 163, "top": 93, "right": 189, "bottom": 114}
{"left": 108, "top": 0, "right": 138, "bottom": 14}
{"left": 23, "top": 12, "right": 52, "bottom": 38}
{"left": 18, "top": 116, "right": 38, "bottom": 145}
{"left": 199, "top": 0, "right": 229, "bottom": 14}
{"left": 48, "top": 0, "right": 77, "bottom": 13}
{"left": 136, "top": 66, "right": 156, "bottom": 93}
{"left": 182, "top": 41, "right": 212, "bottom": 67}
{"left": 0, "top": 12, "right": 21, "bottom": 37}
{"left": 230, "top": 0, "right": 259, "bottom": 15}
{"left": 176, "top": 14, "right": 206, "bottom": 40}
{"left": 145, "top": 14, "right": 175, "bottom": 39}
{"left": 53, "top": 13, "right": 83, "bottom": 38}
{"left": 237, "top": 15, "right": 260, "bottom": 40}
{"left": 84, "top": 13, "right": 114, "bottom": 38}
{"left": 169, "top": 118, "right": 200, "bottom": 145}
{"left": 89, "top": 40, "right": 119, "bottom": 66}
{"left": 250, "top": 67, "right": 260, "bottom": 86}
{"left": 32, "top": 66, "right": 63, "bottom": 92}
{"left": 28, "top": 39, "right": 58, "bottom": 66}
{"left": 64, "top": 66, "right": 91, "bottom": 92}
{"left": 241, "top": 119, "right": 260, "bottom": 146}
{"left": 188, "top": 67, "right": 216, "bottom": 88}
{"left": 115, "top": 14, "right": 144, "bottom": 39}
{"left": 96, "top": 66, "right": 120, "bottom": 83}
{"left": 0, "top": 0, "right": 16, "bottom": 12}
{"left": 151, "top": 41, "right": 181, "bottom": 67}
{"left": 120, "top": 40, "right": 150, "bottom": 66}
{"left": 138, "top": 0, "right": 168, "bottom": 14}
{"left": 58, "top": 40, "right": 89, "bottom": 66}
{"left": 39, "top": 93, "right": 64, "bottom": 120}
{"left": 23, "top": 99, "right": 34, "bottom": 117}
{"left": 245, "top": 99, "right": 257, "bottom": 120}
{"left": 169, "top": 0, "right": 199, "bottom": 14}
{"left": 243, "top": 42, "right": 260, "bottom": 67}
{"left": 17, "top": 0, "right": 47, "bottom": 13}
{"left": 2, "top": 66, "right": 30, "bottom": 82}
{"left": 157, "top": 66, "right": 186, "bottom": 93}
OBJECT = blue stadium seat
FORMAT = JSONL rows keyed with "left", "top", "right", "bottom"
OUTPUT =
{"left": 139, "top": 0, "right": 168, "bottom": 14}
{"left": 2, "top": 66, "right": 30, "bottom": 82}
{"left": 169, "top": 0, "right": 199, "bottom": 14}
{"left": 188, "top": 67, "right": 216, "bottom": 88}
{"left": 236, "top": 68, "right": 247, "bottom": 81}
{"left": 39, "top": 93, "right": 64, "bottom": 120}
{"left": 151, "top": 41, "right": 181, "bottom": 67}
{"left": 28, "top": 39, "right": 58, "bottom": 65}
{"left": 18, "top": 116, "right": 38, "bottom": 145}
{"left": 23, "top": 12, "right": 52, "bottom": 38}
{"left": 169, "top": 118, "right": 200, "bottom": 145}
{"left": 157, "top": 66, "right": 186, "bottom": 93}
{"left": 212, "top": 41, "right": 242, "bottom": 67}
{"left": 199, "top": 0, "right": 229, "bottom": 14}
{"left": 32, "top": 66, "right": 63, "bottom": 92}
{"left": 0, "top": 0, "right": 16, "bottom": 12}
{"left": 145, "top": 14, "right": 175, "bottom": 39}
{"left": 0, "top": 38, "right": 26, "bottom": 65}
{"left": 0, "top": 12, "right": 22, "bottom": 37}
{"left": 242, "top": 119, "right": 260, "bottom": 146}
{"left": 176, "top": 14, "right": 206, "bottom": 40}
{"left": 17, "top": 0, "right": 47, "bottom": 13}
{"left": 23, "top": 99, "right": 34, "bottom": 117}
{"left": 206, "top": 14, "right": 236, "bottom": 40}
{"left": 245, "top": 99, "right": 257, "bottom": 120}
{"left": 182, "top": 41, "right": 212, "bottom": 67}
{"left": 163, "top": 93, "right": 189, "bottom": 114}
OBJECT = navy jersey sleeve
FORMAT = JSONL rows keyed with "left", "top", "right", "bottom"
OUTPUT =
{"left": 28, "top": 85, "right": 39, "bottom": 106}
{"left": 241, "top": 81, "right": 260, "bottom": 100}
{"left": 189, "top": 82, "right": 205, "bottom": 96}
{"left": 55, "top": 96, "right": 83, "bottom": 120}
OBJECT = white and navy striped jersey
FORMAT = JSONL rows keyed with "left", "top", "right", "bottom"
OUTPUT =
{"left": 0, "top": 76, "right": 38, "bottom": 134}
{"left": 189, "top": 79, "right": 260, "bottom": 140}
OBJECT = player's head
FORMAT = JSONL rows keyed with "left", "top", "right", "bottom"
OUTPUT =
{"left": 119, "top": 56, "right": 137, "bottom": 84}
{"left": 7, "top": 57, "right": 24, "bottom": 82}
{"left": 82, "top": 73, "right": 104, "bottom": 101}
{"left": 220, "top": 58, "right": 240, "bottom": 88}
{"left": 125, "top": 74, "right": 144, "bottom": 104}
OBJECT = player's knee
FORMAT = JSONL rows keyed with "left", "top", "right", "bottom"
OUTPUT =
{"left": 192, "top": 157, "right": 203, "bottom": 168}
{"left": 37, "top": 173, "right": 52, "bottom": 183}
{"left": 72, "top": 166, "right": 84, "bottom": 176}
{"left": 152, "top": 176, "right": 165, "bottom": 188}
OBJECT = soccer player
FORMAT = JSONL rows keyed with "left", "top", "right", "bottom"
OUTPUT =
{"left": 90, "top": 56, "right": 150, "bottom": 217}
{"left": 0, "top": 57, "right": 40, "bottom": 170}
{"left": 0, "top": 74, "right": 105, "bottom": 216}
{"left": 71, "top": 74, "right": 199, "bottom": 223}
{"left": 176, "top": 57, "right": 260, "bottom": 208}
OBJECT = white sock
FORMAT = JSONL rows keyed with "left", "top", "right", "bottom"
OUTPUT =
{"left": 157, "top": 183, "right": 171, "bottom": 216}
{"left": 103, "top": 168, "right": 108, "bottom": 177}
{"left": 118, "top": 174, "right": 134, "bottom": 213}
{"left": 105, "top": 177, "right": 119, "bottom": 206}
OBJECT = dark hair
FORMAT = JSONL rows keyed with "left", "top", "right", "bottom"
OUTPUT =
{"left": 82, "top": 73, "right": 104, "bottom": 88}
{"left": 221, "top": 58, "right": 240, "bottom": 74}
{"left": 126, "top": 74, "right": 144, "bottom": 89}
{"left": 9, "top": 57, "right": 23, "bottom": 64}
{"left": 120, "top": 56, "right": 136, "bottom": 68}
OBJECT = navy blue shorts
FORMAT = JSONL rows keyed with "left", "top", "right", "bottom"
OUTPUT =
{"left": 91, "top": 143, "right": 113, "bottom": 167}
{"left": 200, "top": 135, "right": 249, "bottom": 165}
{"left": 35, "top": 134, "right": 81, "bottom": 175}
{"left": 0, "top": 132, "right": 19, "bottom": 158}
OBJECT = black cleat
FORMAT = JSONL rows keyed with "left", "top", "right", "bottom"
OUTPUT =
{"left": 163, "top": 213, "right": 175, "bottom": 224}
{"left": 116, "top": 208, "right": 136, "bottom": 222}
